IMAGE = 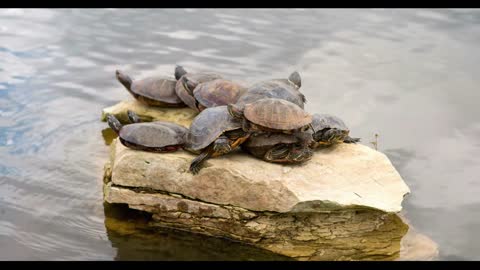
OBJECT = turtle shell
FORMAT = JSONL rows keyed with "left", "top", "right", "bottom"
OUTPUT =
{"left": 244, "top": 98, "right": 312, "bottom": 131}
{"left": 131, "top": 76, "right": 184, "bottom": 105}
{"left": 175, "top": 72, "right": 223, "bottom": 111}
{"left": 243, "top": 133, "right": 299, "bottom": 148}
{"left": 119, "top": 121, "right": 187, "bottom": 148}
{"left": 311, "top": 113, "right": 349, "bottom": 132}
{"left": 236, "top": 79, "right": 305, "bottom": 109}
{"left": 193, "top": 79, "right": 247, "bottom": 109}
{"left": 184, "top": 106, "right": 242, "bottom": 152}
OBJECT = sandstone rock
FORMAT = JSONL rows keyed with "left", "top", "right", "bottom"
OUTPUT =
{"left": 101, "top": 100, "right": 429, "bottom": 261}
{"left": 103, "top": 181, "right": 437, "bottom": 261}
{"left": 101, "top": 100, "right": 197, "bottom": 127}
{"left": 109, "top": 138, "right": 410, "bottom": 213}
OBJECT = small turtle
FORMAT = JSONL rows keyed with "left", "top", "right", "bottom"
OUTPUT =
{"left": 193, "top": 79, "right": 247, "bottom": 111}
{"left": 184, "top": 106, "right": 250, "bottom": 174}
{"left": 241, "top": 133, "right": 314, "bottom": 164}
{"left": 309, "top": 113, "right": 360, "bottom": 148}
{"left": 235, "top": 71, "right": 305, "bottom": 109}
{"left": 174, "top": 65, "right": 223, "bottom": 112}
{"left": 116, "top": 70, "right": 185, "bottom": 107}
{"left": 106, "top": 111, "right": 188, "bottom": 153}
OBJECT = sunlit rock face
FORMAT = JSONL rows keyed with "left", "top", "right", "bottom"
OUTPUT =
{"left": 101, "top": 101, "right": 437, "bottom": 261}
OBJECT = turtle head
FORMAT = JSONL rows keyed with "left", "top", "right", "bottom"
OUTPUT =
{"left": 175, "top": 65, "right": 187, "bottom": 80}
{"left": 314, "top": 128, "right": 349, "bottom": 145}
{"left": 106, "top": 114, "right": 123, "bottom": 134}
{"left": 213, "top": 136, "right": 232, "bottom": 155}
{"left": 227, "top": 104, "right": 244, "bottom": 119}
{"left": 288, "top": 71, "right": 301, "bottom": 88}
{"left": 127, "top": 110, "right": 141, "bottom": 123}
{"left": 181, "top": 75, "right": 197, "bottom": 94}
{"left": 115, "top": 70, "right": 133, "bottom": 90}
{"left": 288, "top": 145, "right": 314, "bottom": 163}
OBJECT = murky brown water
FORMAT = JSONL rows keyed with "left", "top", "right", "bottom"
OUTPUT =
{"left": 1, "top": 8, "right": 480, "bottom": 260}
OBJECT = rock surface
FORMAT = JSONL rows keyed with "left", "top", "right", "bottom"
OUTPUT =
{"left": 108, "top": 138, "right": 410, "bottom": 213}
{"left": 101, "top": 100, "right": 437, "bottom": 261}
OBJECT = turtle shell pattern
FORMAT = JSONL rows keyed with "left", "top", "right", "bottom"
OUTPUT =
{"left": 185, "top": 106, "right": 242, "bottom": 152}
{"left": 311, "top": 113, "right": 350, "bottom": 132}
{"left": 236, "top": 79, "right": 305, "bottom": 109}
{"left": 119, "top": 121, "right": 187, "bottom": 148}
{"left": 244, "top": 98, "right": 312, "bottom": 131}
{"left": 131, "top": 76, "right": 183, "bottom": 105}
{"left": 193, "top": 79, "right": 246, "bottom": 108}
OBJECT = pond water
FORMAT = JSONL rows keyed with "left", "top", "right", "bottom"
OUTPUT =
{"left": 1, "top": 8, "right": 479, "bottom": 260}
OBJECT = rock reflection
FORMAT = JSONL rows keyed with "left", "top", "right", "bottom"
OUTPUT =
{"left": 103, "top": 203, "right": 292, "bottom": 261}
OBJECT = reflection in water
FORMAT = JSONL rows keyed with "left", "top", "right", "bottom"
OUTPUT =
{"left": 104, "top": 203, "right": 291, "bottom": 261}
{"left": 0, "top": 8, "right": 480, "bottom": 260}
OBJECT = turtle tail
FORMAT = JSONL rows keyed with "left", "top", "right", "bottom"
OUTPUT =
{"left": 116, "top": 70, "right": 133, "bottom": 91}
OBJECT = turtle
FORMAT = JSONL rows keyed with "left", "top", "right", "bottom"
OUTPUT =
{"left": 174, "top": 65, "right": 223, "bottom": 112}
{"left": 229, "top": 97, "right": 312, "bottom": 135}
{"left": 192, "top": 79, "right": 247, "bottom": 111}
{"left": 235, "top": 71, "right": 306, "bottom": 109}
{"left": 183, "top": 106, "right": 250, "bottom": 174}
{"left": 116, "top": 70, "right": 185, "bottom": 107}
{"left": 228, "top": 98, "right": 314, "bottom": 157}
{"left": 241, "top": 133, "right": 314, "bottom": 164}
{"left": 309, "top": 113, "right": 360, "bottom": 148}
{"left": 106, "top": 110, "right": 188, "bottom": 153}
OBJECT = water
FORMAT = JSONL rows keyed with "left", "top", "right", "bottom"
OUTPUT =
{"left": 0, "top": 8, "right": 479, "bottom": 260}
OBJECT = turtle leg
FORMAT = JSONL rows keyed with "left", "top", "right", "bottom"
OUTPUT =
{"left": 189, "top": 135, "right": 238, "bottom": 174}
{"left": 106, "top": 114, "right": 122, "bottom": 134}
{"left": 127, "top": 110, "right": 141, "bottom": 123}
{"left": 344, "top": 136, "right": 361, "bottom": 144}
{"left": 189, "top": 149, "right": 213, "bottom": 175}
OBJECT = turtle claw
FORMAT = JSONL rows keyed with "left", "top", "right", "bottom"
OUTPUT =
{"left": 189, "top": 162, "right": 201, "bottom": 175}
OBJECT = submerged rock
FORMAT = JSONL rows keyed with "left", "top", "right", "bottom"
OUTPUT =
{"left": 101, "top": 100, "right": 436, "bottom": 260}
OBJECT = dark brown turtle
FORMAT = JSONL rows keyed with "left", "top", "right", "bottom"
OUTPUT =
{"left": 193, "top": 79, "right": 247, "bottom": 111}
{"left": 241, "top": 133, "right": 314, "bottom": 164}
{"left": 309, "top": 113, "right": 360, "bottom": 148}
{"left": 116, "top": 70, "right": 185, "bottom": 107}
{"left": 183, "top": 106, "right": 250, "bottom": 174}
{"left": 174, "top": 65, "right": 223, "bottom": 112}
{"left": 235, "top": 71, "right": 305, "bottom": 109}
{"left": 106, "top": 111, "right": 187, "bottom": 153}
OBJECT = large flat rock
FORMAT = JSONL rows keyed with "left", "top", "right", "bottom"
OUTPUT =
{"left": 109, "top": 137, "right": 410, "bottom": 213}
